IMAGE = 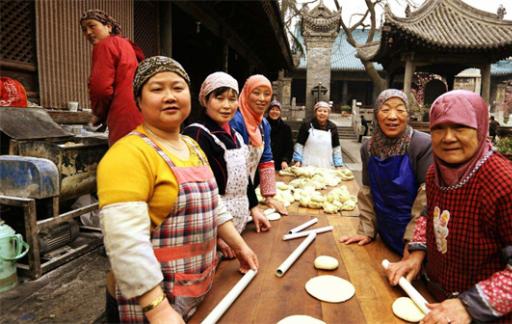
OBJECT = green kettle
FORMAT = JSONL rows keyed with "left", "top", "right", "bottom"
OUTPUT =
{"left": 0, "top": 219, "right": 29, "bottom": 292}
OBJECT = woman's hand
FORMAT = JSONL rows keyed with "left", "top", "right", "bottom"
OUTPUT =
{"left": 265, "top": 197, "right": 288, "bottom": 215}
{"left": 385, "top": 251, "right": 425, "bottom": 285}
{"left": 339, "top": 234, "right": 372, "bottom": 246}
{"left": 145, "top": 299, "right": 185, "bottom": 324}
{"left": 250, "top": 207, "right": 271, "bottom": 233}
{"left": 234, "top": 244, "right": 259, "bottom": 273}
{"left": 421, "top": 299, "right": 471, "bottom": 324}
{"left": 217, "top": 237, "right": 236, "bottom": 259}
{"left": 281, "top": 161, "right": 289, "bottom": 170}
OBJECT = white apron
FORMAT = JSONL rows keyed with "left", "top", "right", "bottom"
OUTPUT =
{"left": 189, "top": 123, "right": 250, "bottom": 233}
{"left": 302, "top": 125, "right": 334, "bottom": 168}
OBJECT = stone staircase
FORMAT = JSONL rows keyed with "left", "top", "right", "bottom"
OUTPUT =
{"left": 337, "top": 126, "right": 357, "bottom": 140}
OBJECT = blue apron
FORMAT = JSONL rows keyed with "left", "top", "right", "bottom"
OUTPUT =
{"left": 368, "top": 154, "right": 417, "bottom": 255}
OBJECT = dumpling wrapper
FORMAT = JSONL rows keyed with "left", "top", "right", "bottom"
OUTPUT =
{"left": 314, "top": 256, "right": 339, "bottom": 270}
{"left": 392, "top": 297, "right": 425, "bottom": 323}
{"left": 305, "top": 275, "right": 355, "bottom": 303}
{"left": 277, "top": 315, "right": 326, "bottom": 324}
{"left": 263, "top": 208, "right": 276, "bottom": 216}
{"left": 266, "top": 212, "right": 281, "bottom": 221}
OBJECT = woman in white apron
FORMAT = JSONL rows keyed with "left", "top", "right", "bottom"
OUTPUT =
{"left": 184, "top": 72, "right": 271, "bottom": 258}
{"left": 230, "top": 75, "right": 288, "bottom": 215}
{"left": 97, "top": 57, "right": 258, "bottom": 323}
{"left": 292, "top": 101, "right": 344, "bottom": 168}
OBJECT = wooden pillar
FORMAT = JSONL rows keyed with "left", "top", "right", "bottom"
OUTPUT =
{"left": 403, "top": 59, "right": 415, "bottom": 96}
{"left": 223, "top": 42, "right": 229, "bottom": 72}
{"left": 481, "top": 64, "right": 491, "bottom": 104}
{"left": 342, "top": 81, "right": 348, "bottom": 105}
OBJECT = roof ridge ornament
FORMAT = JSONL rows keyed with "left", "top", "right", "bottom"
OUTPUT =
{"left": 497, "top": 4, "right": 506, "bottom": 20}
{"left": 300, "top": 0, "right": 341, "bottom": 38}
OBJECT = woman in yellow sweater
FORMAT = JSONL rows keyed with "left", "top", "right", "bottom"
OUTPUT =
{"left": 97, "top": 56, "right": 258, "bottom": 323}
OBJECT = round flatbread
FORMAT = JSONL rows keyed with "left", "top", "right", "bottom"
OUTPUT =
{"left": 392, "top": 297, "right": 425, "bottom": 323}
{"left": 263, "top": 208, "right": 276, "bottom": 216}
{"left": 305, "top": 275, "right": 355, "bottom": 303}
{"left": 314, "top": 256, "right": 339, "bottom": 270}
{"left": 266, "top": 212, "right": 281, "bottom": 221}
{"left": 277, "top": 315, "right": 326, "bottom": 324}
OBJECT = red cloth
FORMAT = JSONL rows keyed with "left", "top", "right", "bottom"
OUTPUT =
{"left": 424, "top": 153, "right": 512, "bottom": 316}
{"left": 89, "top": 35, "right": 143, "bottom": 145}
{"left": 0, "top": 77, "right": 27, "bottom": 107}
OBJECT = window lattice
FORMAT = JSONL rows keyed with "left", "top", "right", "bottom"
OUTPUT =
{"left": 0, "top": 1, "right": 36, "bottom": 64}
{"left": 134, "top": 1, "right": 159, "bottom": 57}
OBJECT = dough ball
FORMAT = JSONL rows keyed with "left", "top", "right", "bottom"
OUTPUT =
{"left": 314, "top": 256, "right": 339, "bottom": 270}
{"left": 266, "top": 212, "right": 281, "bottom": 221}
{"left": 305, "top": 275, "right": 355, "bottom": 303}
{"left": 277, "top": 315, "right": 326, "bottom": 324}
{"left": 392, "top": 297, "right": 425, "bottom": 323}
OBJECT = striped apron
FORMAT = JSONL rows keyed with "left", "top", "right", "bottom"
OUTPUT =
{"left": 117, "top": 132, "right": 218, "bottom": 323}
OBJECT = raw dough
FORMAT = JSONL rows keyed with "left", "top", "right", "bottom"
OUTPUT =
{"left": 277, "top": 315, "right": 326, "bottom": 324}
{"left": 314, "top": 256, "right": 339, "bottom": 270}
{"left": 263, "top": 208, "right": 276, "bottom": 216}
{"left": 266, "top": 212, "right": 281, "bottom": 221}
{"left": 305, "top": 275, "right": 355, "bottom": 303}
{"left": 392, "top": 297, "right": 425, "bottom": 323}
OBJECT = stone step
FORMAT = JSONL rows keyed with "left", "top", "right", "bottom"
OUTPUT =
{"left": 337, "top": 126, "right": 357, "bottom": 139}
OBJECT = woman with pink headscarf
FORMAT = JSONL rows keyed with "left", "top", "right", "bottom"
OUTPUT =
{"left": 230, "top": 75, "right": 287, "bottom": 215}
{"left": 184, "top": 72, "right": 271, "bottom": 258}
{"left": 386, "top": 90, "right": 512, "bottom": 323}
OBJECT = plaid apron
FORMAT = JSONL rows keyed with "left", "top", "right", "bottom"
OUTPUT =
{"left": 117, "top": 132, "right": 218, "bottom": 323}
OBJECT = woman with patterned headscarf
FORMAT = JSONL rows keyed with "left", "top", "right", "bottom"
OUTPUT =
{"left": 340, "top": 89, "right": 432, "bottom": 257}
{"left": 97, "top": 57, "right": 258, "bottom": 323}
{"left": 183, "top": 72, "right": 271, "bottom": 259}
{"left": 292, "top": 101, "right": 344, "bottom": 168}
{"left": 80, "top": 9, "right": 144, "bottom": 146}
{"left": 386, "top": 90, "right": 512, "bottom": 323}
{"left": 230, "top": 75, "right": 288, "bottom": 215}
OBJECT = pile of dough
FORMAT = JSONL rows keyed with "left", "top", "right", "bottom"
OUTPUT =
{"left": 277, "top": 315, "right": 326, "bottom": 324}
{"left": 266, "top": 212, "right": 281, "bottom": 221}
{"left": 392, "top": 297, "right": 425, "bottom": 322}
{"left": 313, "top": 256, "right": 339, "bottom": 270}
{"left": 305, "top": 275, "right": 355, "bottom": 303}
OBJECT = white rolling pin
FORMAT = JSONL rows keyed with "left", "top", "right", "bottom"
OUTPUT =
{"left": 276, "top": 232, "right": 317, "bottom": 277}
{"left": 282, "top": 226, "right": 333, "bottom": 240}
{"left": 288, "top": 218, "right": 318, "bottom": 234}
{"left": 200, "top": 269, "right": 257, "bottom": 324}
{"left": 381, "top": 259, "right": 430, "bottom": 315}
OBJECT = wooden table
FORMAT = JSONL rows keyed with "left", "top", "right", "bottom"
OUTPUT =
{"left": 190, "top": 176, "right": 433, "bottom": 323}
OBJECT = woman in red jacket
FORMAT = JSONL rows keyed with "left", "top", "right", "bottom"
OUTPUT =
{"left": 80, "top": 9, "right": 144, "bottom": 146}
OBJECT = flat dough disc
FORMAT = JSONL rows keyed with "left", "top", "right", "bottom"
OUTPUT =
{"left": 305, "top": 275, "right": 355, "bottom": 303}
{"left": 263, "top": 208, "right": 276, "bottom": 216}
{"left": 392, "top": 297, "right": 425, "bottom": 323}
{"left": 314, "top": 256, "right": 339, "bottom": 270}
{"left": 277, "top": 315, "right": 326, "bottom": 324}
{"left": 266, "top": 212, "right": 281, "bottom": 221}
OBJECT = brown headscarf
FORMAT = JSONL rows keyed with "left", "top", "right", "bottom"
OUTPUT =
{"left": 369, "top": 89, "right": 413, "bottom": 160}
{"left": 80, "top": 9, "right": 122, "bottom": 35}
{"left": 429, "top": 90, "right": 492, "bottom": 187}
{"left": 238, "top": 74, "right": 272, "bottom": 146}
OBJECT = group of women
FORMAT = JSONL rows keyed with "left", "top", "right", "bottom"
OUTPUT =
{"left": 83, "top": 9, "right": 511, "bottom": 323}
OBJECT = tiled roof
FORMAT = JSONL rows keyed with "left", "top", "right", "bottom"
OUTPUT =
{"left": 296, "top": 29, "right": 383, "bottom": 71}
{"left": 384, "top": 0, "right": 512, "bottom": 50}
{"left": 492, "top": 59, "right": 512, "bottom": 76}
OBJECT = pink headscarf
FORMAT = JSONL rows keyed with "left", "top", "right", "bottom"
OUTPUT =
{"left": 429, "top": 90, "right": 492, "bottom": 187}
{"left": 198, "top": 72, "right": 239, "bottom": 107}
{"left": 238, "top": 74, "right": 272, "bottom": 146}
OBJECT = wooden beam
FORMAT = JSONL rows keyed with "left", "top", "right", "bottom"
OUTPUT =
{"left": 403, "top": 59, "right": 415, "bottom": 97}
{"left": 481, "top": 64, "right": 491, "bottom": 103}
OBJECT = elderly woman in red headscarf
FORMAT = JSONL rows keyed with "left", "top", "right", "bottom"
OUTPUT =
{"left": 386, "top": 90, "right": 512, "bottom": 323}
{"left": 230, "top": 75, "right": 287, "bottom": 215}
{"left": 80, "top": 9, "right": 144, "bottom": 146}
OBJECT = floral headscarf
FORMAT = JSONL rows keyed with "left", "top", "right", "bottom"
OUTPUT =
{"left": 80, "top": 9, "right": 122, "bottom": 35}
{"left": 198, "top": 72, "right": 239, "bottom": 107}
{"left": 369, "top": 89, "right": 413, "bottom": 159}
{"left": 132, "top": 56, "right": 190, "bottom": 101}
{"left": 429, "top": 90, "right": 492, "bottom": 187}
{"left": 238, "top": 74, "right": 272, "bottom": 146}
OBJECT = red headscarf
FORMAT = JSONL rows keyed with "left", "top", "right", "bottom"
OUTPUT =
{"left": 238, "top": 74, "right": 272, "bottom": 146}
{"left": 429, "top": 90, "right": 492, "bottom": 187}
